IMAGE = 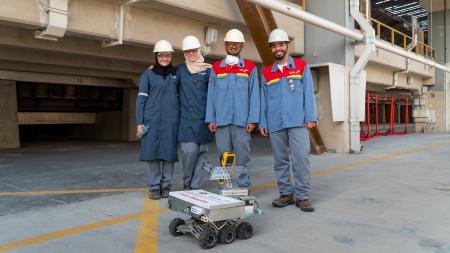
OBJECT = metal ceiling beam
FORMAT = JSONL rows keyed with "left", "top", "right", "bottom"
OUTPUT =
{"left": 371, "top": 0, "right": 416, "bottom": 10}
{"left": 245, "top": 0, "right": 449, "bottom": 72}
{"left": 387, "top": 5, "right": 422, "bottom": 15}
{"left": 372, "top": 0, "right": 429, "bottom": 30}
{"left": 417, "top": 16, "right": 429, "bottom": 22}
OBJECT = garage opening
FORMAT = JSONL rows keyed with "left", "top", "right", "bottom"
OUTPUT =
{"left": 16, "top": 82, "right": 126, "bottom": 142}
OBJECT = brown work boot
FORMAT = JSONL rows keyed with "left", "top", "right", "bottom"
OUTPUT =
{"left": 272, "top": 194, "right": 294, "bottom": 208}
{"left": 295, "top": 199, "right": 315, "bottom": 212}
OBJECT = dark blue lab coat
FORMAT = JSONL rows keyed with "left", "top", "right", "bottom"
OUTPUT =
{"left": 136, "top": 69, "right": 179, "bottom": 162}
{"left": 177, "top": 64, "right": 211, "bottom": 144}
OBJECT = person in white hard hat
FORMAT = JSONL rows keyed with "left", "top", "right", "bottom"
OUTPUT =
{"left": 177, "top": 35, "right": 212, "bottom": 190}
{"left": 136, "top": 39, "right": 179, "bottom": 200}
{"left": 205, "top": 28, "right": 260, "bottom": 190}
{"left": 259, "top": 28, "right": 317, "bottom": 212}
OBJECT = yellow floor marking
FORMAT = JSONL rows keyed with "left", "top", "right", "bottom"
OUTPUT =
{"left": 0, "top": 188, "right": 147, "bottom": 197}
{"left": 134, "top": 198, "right": 159, "bottom": 253}
{"left": 2, "top": 141, "right": 447, "bottom": 197}
{"left": 253, "top": 141, "right": 450, "bottom": 192}
{"left": 311, "top": 141, "right": 449, "bottom": 177}
{"left": 252, "top": 181, "right": 277, "bottom": 193}
{"left": 2, "top": 141, "right": 449, "bottom": 252}
{"left": 0, "top": 212, "right": 143, "bottom": 252}
{"left": 0, "top": 200, "right": 166, "bottom": 252}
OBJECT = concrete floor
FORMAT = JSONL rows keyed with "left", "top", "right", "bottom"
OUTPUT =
{"left": 1, "top": 134, "right": 450, "bottom": 253}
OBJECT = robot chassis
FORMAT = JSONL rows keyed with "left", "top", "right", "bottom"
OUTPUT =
{"left": 167, "top": 152, "right": 262, "bottom": 249}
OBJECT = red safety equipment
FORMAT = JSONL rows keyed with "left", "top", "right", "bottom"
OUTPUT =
{"left": 361, "top": 92, "right": 409, "bottom": 141}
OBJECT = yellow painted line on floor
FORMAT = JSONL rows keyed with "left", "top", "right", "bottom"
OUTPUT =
{"left": 134, "top": 198, "right": 159, "bottom": 253}
{"left": 0, "top": 202, "right": 164, "bottom": 252}
{"left": 0, "top": 212, "right": 143, "bottom": 252}
{"left": 134, "top": 141, "right": 450, "bottom": 251}
{"left": 254, "top": 141, "right": 450, "bottom": 192}
{"left": 2, "top": 141, "right": 447, "bottom": 197}
{"left": 252, "top": 181, "right": 277, "bottom": 193}
{"left": 312, "top": 141, "right": 450, "bottom": 177}
{"left": 2, "top": 141, "right": 449, "bottom": 252}
{"left": 0, "top": 188, "right": 147, "bottom": 197}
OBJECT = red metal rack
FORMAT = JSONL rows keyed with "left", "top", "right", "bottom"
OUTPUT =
{"left": 360, "top": 92, "right": 409, "bottom": 141}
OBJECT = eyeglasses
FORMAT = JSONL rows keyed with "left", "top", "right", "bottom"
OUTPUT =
{"left": 184, "top": 49, "right": 198, "bottom": 54}
{"left": 225, "top": 42, "right": 243, "bottom": 48}
{"left": 157, "top": 53, "right": 172, "bottom": 59}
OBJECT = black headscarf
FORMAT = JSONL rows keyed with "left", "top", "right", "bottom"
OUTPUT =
{"left": 153, "top": 55, "right": 176, "bottom": 77}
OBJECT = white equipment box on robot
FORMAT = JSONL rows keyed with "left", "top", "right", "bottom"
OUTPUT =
{"left": 167, "top": 152, "right": 262, "bottom": 249}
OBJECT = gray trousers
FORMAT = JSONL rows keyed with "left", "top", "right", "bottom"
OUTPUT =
{"left": 269, "top": 127, "right": 311, "bottom": 200}
{"left": 215, "top": 125, "right": 251, "bottom": 188}
{"left": 146, "top": 160, "right": 174, "bottom": 191}
{"left": 180, "top": 142, "right": 208, "bottom": 189}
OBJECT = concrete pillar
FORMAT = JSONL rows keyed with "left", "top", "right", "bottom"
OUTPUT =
{"left": 431, "top": 9, "right": 450, "bottom": 133}
{"left": 0, "top": 80, "right": 20, "bottom": 149}
{"left": 121, "top": 88, "right": 138, "bottom": 141}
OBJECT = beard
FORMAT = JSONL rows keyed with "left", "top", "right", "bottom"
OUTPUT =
{"left": 226, "top": 48, "right": 240, "bottom": 56}
{"left": 274, "top": 49, "right": 287, "bottom": 60}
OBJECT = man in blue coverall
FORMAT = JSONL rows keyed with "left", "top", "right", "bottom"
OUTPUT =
{"left": 259, "top": 28, "right": 317, "bottom": 212}
{"left": 205, "top": 28, "right": 260, "bottom": 190}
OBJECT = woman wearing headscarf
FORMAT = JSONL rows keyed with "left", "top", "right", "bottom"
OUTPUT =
{"left": 136, "top": 40, "right": 179, "bottom": 200}
{"left": 177, "top": 35, "right": 212, "bottom": 190}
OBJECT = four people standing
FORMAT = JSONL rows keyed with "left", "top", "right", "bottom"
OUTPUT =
{"left": 137, "top": 28, "right": 317, "bottom": 212}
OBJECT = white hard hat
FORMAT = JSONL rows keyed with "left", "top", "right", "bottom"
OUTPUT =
{"left": 153, "top": 40, "right": 174, "bottom": 53}
{"left": 268, "top": 28, "right": 290, "bottom": 43}
{"left": 224, "top": 29, "right": 245, "bottom": 43}
{"left": 182, "top": 35, "right": 201, "bottom": 51}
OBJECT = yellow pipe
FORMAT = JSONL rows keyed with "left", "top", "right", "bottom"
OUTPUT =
{"left": 391, "top": 30, "right": 395, "bottom": 46}
{"left": 403, "top": 35, "right": 406, "bottom": 49}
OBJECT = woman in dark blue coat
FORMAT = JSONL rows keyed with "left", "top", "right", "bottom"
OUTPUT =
{"left": 136, "top": 40, "right": 179, "bottom": 200}
{"left": 177, "top": 35, "right": 212, "bottom": 190}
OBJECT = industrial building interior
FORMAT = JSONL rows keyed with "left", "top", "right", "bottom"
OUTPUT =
{"left": 0, "top": 0, "right": 450, "bottom": 252}
{"left": 364, "top": 0, "right": 432, "bottom": 135}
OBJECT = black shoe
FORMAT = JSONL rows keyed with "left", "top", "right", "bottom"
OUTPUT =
{"left": 148, "top": 190, "right": 161, "bottom": 200}
{"left": 183, "top": 185, "right": 192, "bottom": 190}
{"left": 161, "top": 188, "right": 171, "bottom": 198}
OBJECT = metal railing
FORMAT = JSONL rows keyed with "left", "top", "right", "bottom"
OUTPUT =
{"left": 369, "top": 17, "right": 436, "bottom": 61}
